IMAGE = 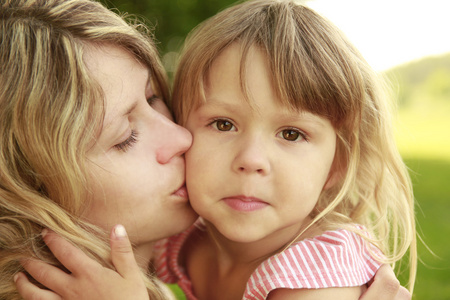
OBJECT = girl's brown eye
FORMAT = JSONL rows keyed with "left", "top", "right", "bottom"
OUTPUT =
{"left": 215, "top": 120, "right": 234, "bottom": 131}
{"left": 282, "top": 129, "right": 300, "bottom": 141}
{"left": 280, "top": 129, "right": 308, "bottom": 142}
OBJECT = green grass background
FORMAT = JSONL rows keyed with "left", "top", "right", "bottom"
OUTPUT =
{"left": 390, "top": 55, "right": 450, "bottom": 299}
{"left": 394, "top": 97, "right": 450, "bottom": 298}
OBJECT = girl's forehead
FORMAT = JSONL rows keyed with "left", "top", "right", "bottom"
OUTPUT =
{"left": 185, "top": 41, "right": 347, "bottom": 129}
{"left": 203, "top": 45, "right": 314, "bottom": 113}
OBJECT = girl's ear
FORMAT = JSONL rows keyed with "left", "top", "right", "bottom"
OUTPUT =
{"left": 323, "top": 168, "right": 341, "bottom": 190}
{"left": 323, "top": 154, "right": 344, "bottom": 190}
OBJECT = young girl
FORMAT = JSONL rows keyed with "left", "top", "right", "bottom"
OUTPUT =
{"left": 156, "top": 0, "right": 416, "bottom": 299}
{"left": 15, "top": 0, "right": 415, "bottom": 299}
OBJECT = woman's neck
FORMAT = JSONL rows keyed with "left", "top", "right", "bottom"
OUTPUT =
{"left": 134, "top": 242, "right": 155, "bottom": 270}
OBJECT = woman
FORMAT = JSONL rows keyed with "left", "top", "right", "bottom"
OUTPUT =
{"left": 1, "top": 0, "right": 410, "bottom": 299}
{"left": 0, "top": 0, "right": 196, "bottom": 298}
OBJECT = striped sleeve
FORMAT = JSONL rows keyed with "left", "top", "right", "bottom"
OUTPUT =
{"left": 154, "top": 237, "right": 181, "bottom": 283}
{"left": 243, "top": 228, "right": 383, "bottom": 300}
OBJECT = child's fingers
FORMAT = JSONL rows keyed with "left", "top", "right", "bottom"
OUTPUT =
{"left": 42, "top": 229, "right": 96, "bottom": 275}
{"left": 14, "top": 272, "right": 62, "bottom": 300}
{"left": 20, "top": 258, "right": 72, "bottom": 295}
{"left": 110, "top": 224, "right": 142, "bottom": 280}
{"left": 359, "top": 264, "right": 406, "bottom": 300}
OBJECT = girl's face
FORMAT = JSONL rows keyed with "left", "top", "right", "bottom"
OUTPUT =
{"left": 83, "top": 45, "right": 197, "bottom": 252}
{"left": 184, "top": 44, "right": 337, "bottom": 244}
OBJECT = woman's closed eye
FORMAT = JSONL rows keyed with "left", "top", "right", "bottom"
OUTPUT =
{"left": 114, "top": 130, "right": 138, "bottom": 152}
{"left": 147, "top": 94, "right": 159, "bottom": 106}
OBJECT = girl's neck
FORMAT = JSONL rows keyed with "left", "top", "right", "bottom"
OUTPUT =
{"left": 185, "top": 219, "right": 323, "bottom": 300}
{"left": 209, "top": 230, "right": 281, "bottom": 265}
{"left": 204, "top": 219, "right": 318, "bottom": 267}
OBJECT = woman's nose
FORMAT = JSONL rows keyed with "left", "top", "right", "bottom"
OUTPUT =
{"left": 156, "top": 117, "right": 192, "bottom": 164}
{"left": 232, "top": 136, "right": 271, "bottom": 175}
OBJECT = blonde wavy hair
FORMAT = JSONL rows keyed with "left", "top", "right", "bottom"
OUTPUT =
{"left": 0, "top": 0, "right": 172, "bottom": 298}
{"left": 172, "top": 0, "right": 416, "bottom": 292}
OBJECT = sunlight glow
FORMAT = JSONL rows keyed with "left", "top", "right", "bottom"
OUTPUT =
{"left": 307, "top": 0, "right": 450, "bottom": 71}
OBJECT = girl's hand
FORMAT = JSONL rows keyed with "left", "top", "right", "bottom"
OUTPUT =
{"left": 15, "top": 225, "right": 149, "bottom": 300}
{"left": 359, "top": 264, "right": 411, "bottom": 300}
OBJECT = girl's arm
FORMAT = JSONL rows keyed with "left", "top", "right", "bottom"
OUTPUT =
{"left": 15, "top": 225, "right": 149, "bottom": 300}
{"left": 268, "top": 286, "right": 361, "bottom": 300}
{"left": 15, "top": 229, "right": 410, "bottom": 300}
{"left": 267, "top": 265, "right": 410, "bottom": 300}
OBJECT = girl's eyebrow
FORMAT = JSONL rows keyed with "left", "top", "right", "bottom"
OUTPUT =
{"left": 202, "top": 98, "right": 328, "bottom": 128}
{"left": 201, "top": 99, "right": 237, "bottom": 110}
{"left": 278, "top": 111, "right": 329, "bottom": 128}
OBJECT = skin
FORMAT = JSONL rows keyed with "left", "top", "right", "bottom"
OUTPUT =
{"left": 181, "top": 43, "right": 359, "bottom": 299}
{"left": 185, "top": 43, "right": 338, "bottom": 245}
{"left": 14, "top": 44, "right": 412, "bottom": 300}
{"left": 67, "top": 44, "right": 197, "bottom": 267}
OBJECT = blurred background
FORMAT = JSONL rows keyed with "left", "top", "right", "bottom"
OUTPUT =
{"left": 100, "top": 0, "right": 450, "bottom": 298}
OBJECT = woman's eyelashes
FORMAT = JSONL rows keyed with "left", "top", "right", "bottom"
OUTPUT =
{"left": 147, "top": 94, "right": 160, "bottom": 106}
{"left": 208, "top": 118, "right": 308, "bottom": 142}
{"left": 114, "top": 130, "right": 138, "bottom": 152}
{"left": 111, "top": 95, "right": 160, "bottom": 153}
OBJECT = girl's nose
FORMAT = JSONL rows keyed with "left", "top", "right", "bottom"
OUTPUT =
{"left": 156, "top": 116, "right": 192, "bottom": 164}
{"left": 232, "top": 136, "right": 271, "bottom": 175}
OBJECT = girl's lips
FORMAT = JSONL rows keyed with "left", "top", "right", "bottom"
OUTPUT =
{"left": 222, "top": 196, "right": 268, "bottom": 212}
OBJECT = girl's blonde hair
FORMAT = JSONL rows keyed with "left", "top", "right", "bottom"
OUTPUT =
{"left": 0, "top": 0, "right": 171, "bottom": 298}
{"left": 172, "top": 0, "right": 416, "bottom": 291}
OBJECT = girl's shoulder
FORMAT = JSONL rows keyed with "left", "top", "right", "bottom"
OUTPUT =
{"left": 243, "top": 225, "right": 383, "bottom": 300}
{"left": 299, "top": 224, "right": 378, "bottom": 250}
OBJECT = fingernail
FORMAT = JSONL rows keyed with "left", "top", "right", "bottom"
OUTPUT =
{"left": 114, "top": 224, "right": 127, "bottom": 239}
{"left": 41, "top": 229, "right": 48, "bottom": 238}
{"left": 13, "top": 273, "right": 19, "bottom": 283}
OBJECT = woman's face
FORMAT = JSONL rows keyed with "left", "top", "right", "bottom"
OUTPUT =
{"left": 83, "top": 44, "right": 197, "bottom": 252}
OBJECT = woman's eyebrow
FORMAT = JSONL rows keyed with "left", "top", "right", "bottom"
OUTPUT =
{"left": 122, "top": 101, "right": 138, "bottom": 117}
{"left": 120, "top": 70, "right": 151, "bottom": 117}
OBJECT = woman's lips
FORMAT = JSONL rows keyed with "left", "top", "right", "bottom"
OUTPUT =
{"left": 173, "top": 183, "right": 188, "bottom": 199}
{"left": 222, "top": 196, "right": 268, "bottom": 212}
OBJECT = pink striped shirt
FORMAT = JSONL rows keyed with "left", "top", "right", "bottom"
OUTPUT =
{"left": 154, "top": 221, "right": 383, "bottom": 300}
